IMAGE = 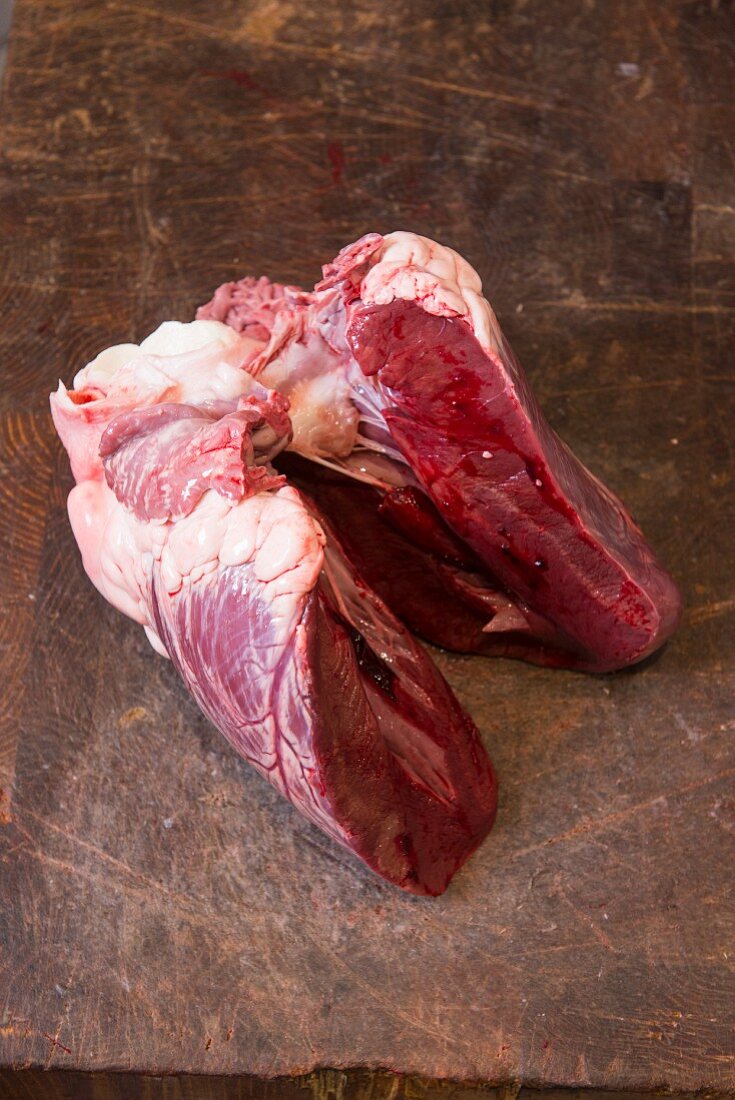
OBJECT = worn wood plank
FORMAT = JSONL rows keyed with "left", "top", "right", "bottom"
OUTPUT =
{"left": 1, "top": 0, "right": 734, "bottom": 1095}
{"left": 0, "top": 1071, "right": 708, "bottom": 1100}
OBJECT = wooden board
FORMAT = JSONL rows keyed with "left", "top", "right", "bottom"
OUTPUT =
{"left": 1, "top": 1, "right": 734, "bottom": 1095}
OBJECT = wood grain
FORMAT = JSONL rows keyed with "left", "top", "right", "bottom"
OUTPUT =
{"left": 1, "top": 0, "right": 734, "bottom": 1096}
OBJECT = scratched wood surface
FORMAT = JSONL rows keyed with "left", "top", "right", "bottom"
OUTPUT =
{"left": 1, "top": 0, "right": 734, "bottom": 1096}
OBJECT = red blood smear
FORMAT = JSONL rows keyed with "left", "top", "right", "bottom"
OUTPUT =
{"left": 203, "top": 69, "right": 264, "bottom": 92}
{"left": 67, "top": 390, "right": 98, "bottom": 405}
{"left": 327, "top": 141, "right": 346, "bottom": 185}
{"left": 42, "top": 1033, "right": 72, "bottom": 1055}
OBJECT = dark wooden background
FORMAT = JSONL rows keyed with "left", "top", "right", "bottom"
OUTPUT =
{"left": 1, "top": 1, "right": 734, "bottom": 1097}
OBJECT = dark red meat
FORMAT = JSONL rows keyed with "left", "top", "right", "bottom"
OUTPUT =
{"left": 280, "top": 455, "right": 579, "bottom": 667}
{"left": 343, "top": 297, "right": 681, "bottom": 671}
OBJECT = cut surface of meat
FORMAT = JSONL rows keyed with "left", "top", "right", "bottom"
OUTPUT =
{"left": 50, "top": 318, "right": 498, "bottom": 895}
{"left": 346, "top": 296, "right": 681, "bottom": 671}
{"left": 210, "top": 232, "right": 682, "bottom": 672}
{"left": 280, "top": 455, "right": 578, "bottom": 667}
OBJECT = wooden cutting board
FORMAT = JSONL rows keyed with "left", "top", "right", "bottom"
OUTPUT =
{"left": 1, "top": 1, "right": 733, "bottom": 1097}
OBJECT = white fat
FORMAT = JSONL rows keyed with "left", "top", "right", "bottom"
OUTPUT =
{"left": 156, "top": 487, "right": 325, "bottom": 643}
{"left": 56, "top": 316, "right": 327, "bottom": 659}
{"left": 69, "top": 474, "right": 324, "bottom": 657}
{"left": 361, "top": 230, "right": 503, "bottom": 354}
{"left": 77, "top": 344, "right": 141, "bottom": 388}
{"left": 160, "top": 492, "right": 231, "bottom": 595}
{"left": 139, "top": 319, "right": 239, "bottom": 357}
{"left": 73, "top": 319, "right": 261, "bottom": 408}
{"left": 145, "top": 625, "right": 169, "bottom": 657}
{"left": 260, "top": 329, "right": 358, "bottom": 459}
{"left": 67, "top": 479, "right": 161, "bottom": 628}
{"left": 53, "top": 319, "right": 266, "bottom": 484}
